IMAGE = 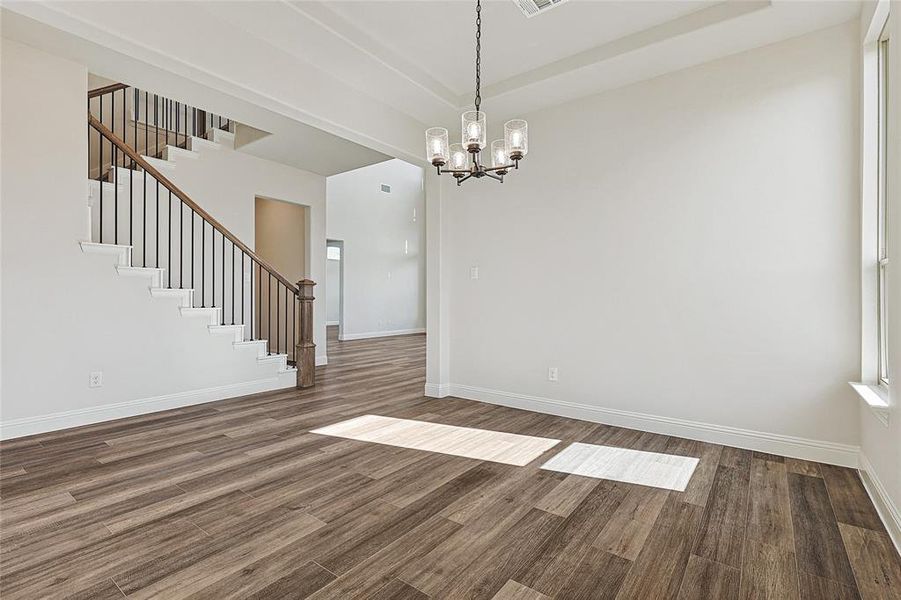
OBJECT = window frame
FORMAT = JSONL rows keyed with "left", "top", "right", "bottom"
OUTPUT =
{"left": 877, "top": 21, "right": 890, "bottom": 388}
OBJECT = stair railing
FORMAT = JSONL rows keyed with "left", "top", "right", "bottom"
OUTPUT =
{"left": 87, "top": 107, "right": 316, "bottom": 389}
{"left": 88, "top": 82, "right": 231, "bottom": 179}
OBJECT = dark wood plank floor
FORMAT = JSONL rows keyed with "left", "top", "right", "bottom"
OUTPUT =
{"left": 2, "top": 327, "right": 899, "bottom": 599}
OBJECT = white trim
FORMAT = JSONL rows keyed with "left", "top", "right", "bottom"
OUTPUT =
{"left": 316, "top": 354, "right": 328, "bottom": 366}
{"left": 424, "top": 382, "right": 451, "bottom": 398}
{"left": 848, "top": 382, "right": 891, "bottom": 426}
{"left": 339, "top": 328, "right": 425, "bottom": 341}
{"left": 0, "top": 376, "right": 294, "bottom": 440}
{"left": 326, "top": 320, "right": 340, "bottom": 326}
{"left": 446, "top": 384, "right": 861, "bottom": 468}
{"left": 859, "top": 451, "right": 901, "bottom": 554}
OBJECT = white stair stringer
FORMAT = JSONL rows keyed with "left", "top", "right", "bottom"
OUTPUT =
{"left": 180, "top": 307, "right": 221, "bottom": 325}
{"left": 150, "top": 287, "right": 194, "bottom": 308}
{"left": 187, "top": 136, "right": 222, "bottom": 152}
{"left": 205, "top": 128, "right": 235, "bottom": 148}
{"left": 162, "top": 145, "right": 199, "bottom": 162}
{"left": 79, "top": 239, "right": 295, "bottom": 390}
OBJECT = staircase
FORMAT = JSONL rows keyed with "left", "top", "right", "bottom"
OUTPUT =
{"left": 83, "top": 83, "right": 316, "bottom": 390}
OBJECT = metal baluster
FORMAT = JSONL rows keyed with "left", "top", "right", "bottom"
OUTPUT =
{"left": 268, "top": 273, "right": 272, "bottom": 355}
{"left": 144, "top": 91, "right": 149, "bottom": 156}
{"left": 241, "top": 252, "right": 245, "bottom": 334}
{"left": 201, "top": 222, "right": 205, "bottom": 307}
{"left": 128, "top": 90, "right": 134, "bottom": 244}
{"left": 99, "top": 95, "right": 103, "bottom": 243}
{"left": 155, "top": 180, "right": 159, "bottom": 267}
{"left": 168, "top": 190, "right": 172, "bottom": 289}
{"left": 258, "top": 264, "right": 262, "bottom": 342}
{"left": 212, "top": 228, "right": 215, "bottom": 308}
{"left": 277, "top": 283, "right": 280, "bottom": 355}
{"left": 191, "top": 210, "right": 195, "bottom": 292}
{"left": 284, "top": 285, "right": 288, "bottom": 360}
{"left": 221, "top": 234, "right": 225, "bottom": 325}
{"left": 143, "top": 157, "right": 147, "bottom": 267}
{"left": 154, "top": 94, "right": 159, "bottom": 158}
{"left": 231, "top": 244, "right": 235, "bottom": 325}
{"left": 134, "top": 88, "right": 138, "bottom": 162}
{"left": 180, "top": 201, "right": 183, "bottom": 288}
{"left": 112, "top": 92, "right": 118, "bottom": 245}
{"left": 292, "top": 293, "right": 296, "bottom": 365}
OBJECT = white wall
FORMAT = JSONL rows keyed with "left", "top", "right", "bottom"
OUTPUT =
{"left": 0, "top": 39, "right": 301, "bottom": 436}
{"left": 327, "top": 159, "right": 426, "bottom": 339}
{"left": 436, "top": 22, "right": 862, "bottom": 461}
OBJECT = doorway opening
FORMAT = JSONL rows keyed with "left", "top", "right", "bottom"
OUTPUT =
{"left": 254, "top": 196, "right": 309, "bottom": 365}
{"left": 326, "top": 239, "right": 345, "bottom": 350}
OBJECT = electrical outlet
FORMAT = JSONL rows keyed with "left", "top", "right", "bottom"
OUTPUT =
{"left": 547, "top": 367, "right": 558, "bottom": 382}
{"left": 89, "top": 371, "right": 103, "bottom": 388}
{"left": 470, "top": 266, "right": 479, "bottom": 280}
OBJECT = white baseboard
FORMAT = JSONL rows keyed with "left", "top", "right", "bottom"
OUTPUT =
{"left": 859, "top": 452, "right": 901, "bottom": 553}
{"left": 316, "top": 354, "right": 328, "bottom": 366}
{"left": 326, "top": 321, "right": 339, "bottom": 326}
{"left": 0, "top": 376, "right": 294, "bottom": 440}
{"left": 339, "top": 328, "right": 425, "bottom": 341}
{"left": 446, "top": 384, "right": 861, "bottom": 468}
{"left": 424, "top": 382, "right": 451, "bottom": 398}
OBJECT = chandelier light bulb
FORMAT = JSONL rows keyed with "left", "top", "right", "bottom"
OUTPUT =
{"left": 449, "top": 143, "right": 468, "bottom": 170}
{"left": 462, "top": 111, "right": 487, "bottom": 152}
{"left": 491, "top": 139, "right": 509, "bottom": 175}
{"left": 504, "top": 119, "right": 528, "bottom": 160}
{"left": 425, "top": 127, "right": 450, "bottom": 166}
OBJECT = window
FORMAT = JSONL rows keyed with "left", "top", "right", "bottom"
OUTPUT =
{"left": 877, "top": 22, "right": 890, "bottom": 385}
{"left": 327, "top": 245, "right": 341, "bottom": 261}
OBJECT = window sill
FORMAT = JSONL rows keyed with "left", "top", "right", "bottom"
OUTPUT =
{"left": 849, "top": 382, "right": 890, "bottom": 426}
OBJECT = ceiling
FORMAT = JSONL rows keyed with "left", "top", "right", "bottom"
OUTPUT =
{"left": 320, "top": 0, "right": 721, "bottom": 95}
{"left": 3, "top": 0, "right": 862, "bottom": 165}
{"left": 209, "top": 0, "right": 861, "bottom": 124}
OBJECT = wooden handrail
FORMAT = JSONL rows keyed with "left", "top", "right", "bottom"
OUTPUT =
{"left": 88, "top": 113, "right": 300, "bottom": 295}
{"left": 88, "top": 82, "right": 129, "bottom": 99}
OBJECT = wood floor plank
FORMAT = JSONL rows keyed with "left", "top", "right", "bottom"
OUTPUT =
{"left": 788, "top": 473, "right": 859, "bottom": 590}
{"left": 0, "top": 328, "right": 896, "bottom": 599}
{"left": 838, "top": 523, "right": 901, "bottom": 600}
{"left": 615, "top": 494, "right": 705, "bottom": 600}
{"left": 491, "top": 580, "right": 551, "bottom": 600}
{"left": 369, "top": 578, "right": 429, "bottom": 600}
{"left": 555, "top": 546, "right": 631, "bottom": 600}
{"left": 61, "top": 579, "right": 125, "bottom": 600}
{"left": 592, "top": 484, "right": 669, "bottom": 561}
{"left": 821, "top": 465, "right": 886, "bottom": 532}
{"left": 433, "top": 507, "right": 565, "bottom": 599}
{"left": 516, "top": 479, "right": 628, "bottom": 597}
{"left": 677, "top": 554, "right": 741, "bottom": 600}
{"left": 739, "top": 540, "right": 800, "bottom": 600}
{"left": 798, "top": 570, "right": 862, "bottom": 600}
{"left": 691, "top": 464, "right": 750, "bottom": 568}
{"left": 239, "top": 561, "right": 336, "bottom": 600}
{"left": 746, "top": 458, "right": 794, "bottom": 550}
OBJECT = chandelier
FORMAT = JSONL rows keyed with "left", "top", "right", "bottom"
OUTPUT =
{"left": 425, "top": 0, "right": 528, "bottom": 185}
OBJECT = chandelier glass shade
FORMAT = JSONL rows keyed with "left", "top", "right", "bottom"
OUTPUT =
{"left": 424, "top": 0, "right": 528, "bottom": 185}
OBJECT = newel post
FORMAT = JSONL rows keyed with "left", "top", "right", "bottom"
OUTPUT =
{"left": 295, "top": 279, "right": 316, "bottom": 389}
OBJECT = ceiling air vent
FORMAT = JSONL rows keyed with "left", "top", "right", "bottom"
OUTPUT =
{"left": 513, "top": 0, "right": 568, "bottom": 18}
{"left": 380, "top": 183, "right": 391, "bottom": 193}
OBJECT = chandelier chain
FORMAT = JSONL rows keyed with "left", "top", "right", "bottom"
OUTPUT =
{"left": 474, "top": 0, "right": 481, "bottom": 113}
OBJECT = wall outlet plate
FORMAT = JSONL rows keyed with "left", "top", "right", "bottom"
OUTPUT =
{"left": 89, "top": 371, "right": 103, "bottom": 388}
{"left": 548, "top": 367, "right": 558, "bottom": 382}
{"left": 470, "top": 266, "right": 479, "bottom": 280}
